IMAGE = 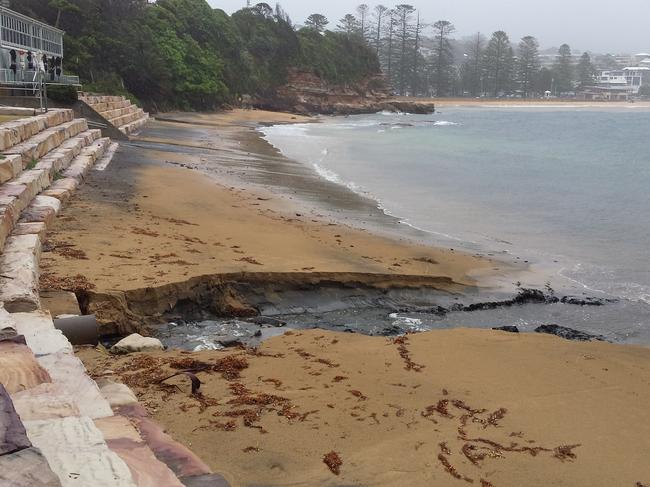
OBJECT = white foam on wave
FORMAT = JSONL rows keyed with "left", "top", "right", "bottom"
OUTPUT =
{"left": 259, "top": 124, "right": 310, "bottom": 138}
{"left": 312, "top": 163, "right": 363, "bottom": 193}
{"left": 389, "top": 313, "right": 426, "bottom": 331}
{"left": 432, "top": 120, "right": 461, "bottom": 126}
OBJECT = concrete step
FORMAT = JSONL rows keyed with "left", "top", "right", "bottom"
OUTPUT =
{"left": 4, "top": 119, "right": 89, "bottom": 167}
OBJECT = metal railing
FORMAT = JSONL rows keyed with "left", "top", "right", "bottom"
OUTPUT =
{"left": 0, "top": 68, "right": 79, "bottom": 86}
{"left": 0, "top": 6, "right": 64, "bottom": 57}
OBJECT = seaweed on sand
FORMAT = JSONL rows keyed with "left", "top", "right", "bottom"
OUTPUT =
{"left": 323, "top": 451, "right": 343, "bottom": 475}
{"left": 392, "top": 335, "right": 425, "bottom": 372}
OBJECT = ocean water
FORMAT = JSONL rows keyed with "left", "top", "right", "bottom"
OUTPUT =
{"left": 259, "top": 106, "right": 650, "bottom": 342}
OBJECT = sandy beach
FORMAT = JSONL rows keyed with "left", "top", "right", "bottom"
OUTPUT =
{"left": 39, "top": 109, "right": 503, "bottom": 296}
{"left": 78, "top": 328, "right": 650, "bottom": 487}
{"left": 34, "top": 108, "right": 650, "bottom": 486}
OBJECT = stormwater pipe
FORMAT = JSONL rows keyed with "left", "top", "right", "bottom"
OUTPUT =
{"left": 53, "top": 315, "right": 99, "bottom": 346}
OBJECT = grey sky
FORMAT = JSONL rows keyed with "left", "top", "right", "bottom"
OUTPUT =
{"left": 207, "top": 0, "right": 650, "bottom": 54}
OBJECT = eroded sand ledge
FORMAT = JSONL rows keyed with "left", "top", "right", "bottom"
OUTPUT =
{"left": 78, "top": 327, "right": 650, "bottom": 487}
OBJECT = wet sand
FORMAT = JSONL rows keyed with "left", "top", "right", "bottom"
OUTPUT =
{"left": 78, "top": 328, "right": 650, "bottom": 487}
{"left": 40, "top": 109, "right": 503, "bottom": 294}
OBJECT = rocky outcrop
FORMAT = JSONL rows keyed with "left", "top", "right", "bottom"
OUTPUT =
{"left": 254, "top": 68, "right": 435, "bottom": 115}
{"left": 534, "top": 324, "right": 606, "bottom": 342}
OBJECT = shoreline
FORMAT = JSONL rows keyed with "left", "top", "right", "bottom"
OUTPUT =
{"left": 34, "top": 107, "right": 649, "bottom": 485}
{"left": 40, "top": 109, "right": 515, "bottom": 335}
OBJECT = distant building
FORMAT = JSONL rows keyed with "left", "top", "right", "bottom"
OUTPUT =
{"left": 0, "top": 5, "right": 79, "bottom": 86}
{"left": 578, "top": 63, "right": 650, "bottom": 100}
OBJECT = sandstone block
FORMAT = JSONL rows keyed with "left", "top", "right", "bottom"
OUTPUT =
{"left": 0, "top": 340, "right": 52, "bottom": 394}
{"left": 11, "top": 383, "right": 80, "bottom": 421}
{"left": 0, "top": 234, "right": 42, "bottom": 313}
{"left": 95, "top": 416, "right": 186, "bottom": 487}
{"left": 0, "top": 447, "right": 62, "bottom": 486}
{"left": 38, "top": 352, "right": 113, "bottom": 419}
{"left": 13, "top": 310, "right": 72, "bottom": 357}
{"left": 111, "top": 334, "right": 164, "bottom": 354}
{"left": 96, "top": 379, "right": 139, "bottom": 407}
{"left": 0, "top": 153, "right": 23, "bottom": 184}
{"left": 25, "top": 416, "right": 137, "bottom": 487}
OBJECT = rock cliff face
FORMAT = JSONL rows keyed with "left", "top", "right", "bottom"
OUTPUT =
{"left": 253, "top": 69, "right": 435, "bottom": 115}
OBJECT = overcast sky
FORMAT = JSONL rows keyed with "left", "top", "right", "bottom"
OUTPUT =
{"left": 207, "top": 0, "right": 649, "bottom": 54}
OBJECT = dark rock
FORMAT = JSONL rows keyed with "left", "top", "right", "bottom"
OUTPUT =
{"left": 379, "top": 325, "right": 402, "bottom": 336}
{"left": 492, "top": 326, "right": 520, "bottom": 333}
{"left": 180, "top": 473, "right": 230, "bottom": 487}
{"left": 0, "top": 384, "right": 31, "bottom": 456}
{"left": 534, "top": 324, "right": 606, "bottom": 342}
{"left": 215, "top": 336, "right": 245, "bottom": 348}
{"left": 560, "top": 296, "right": 615, "bottom": 306}
{"left": 250, "top": 316, "right": 286, "bottom": 327}
{"left": 463, "top": 288, "right": 558, "bottom": 312}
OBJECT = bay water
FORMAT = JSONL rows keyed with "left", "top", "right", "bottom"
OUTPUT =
{"left": 259, "top": 106, "right": 650, "bottom": 343}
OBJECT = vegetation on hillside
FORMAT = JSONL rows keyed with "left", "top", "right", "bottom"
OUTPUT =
{"left": 12, "top": 0, "right": 381, "bottom": 110}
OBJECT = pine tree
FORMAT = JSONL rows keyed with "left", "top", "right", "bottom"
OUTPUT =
{"left": 517, "top": 36, "right": 540, "bottom": 98}
{"left": 304, "top": 13, "right": 329, "bottom": 33}
{"left": 356, "top": 4, "right": 370, "bottom": 40}
{"left": 394, "top": 4, "right": 416, "bottom": 95}
{"left": 553, "top": 44, "right": 574, "bottom": 94}
{"left": 372, "top": 5, "right": 387, "bottom": 54}
{"left": 431, "top": 20, "right": 456, "bottom": 96}
{"left": 337, "top": 14, "right": 359, "bottom": 36}
{"left": 483, "top": 31, "right": 514, "bottom": 97}
{"left": 576, "top": 52, "right": 596, "bottom": 88}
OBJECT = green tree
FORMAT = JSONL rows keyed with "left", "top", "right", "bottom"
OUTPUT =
{"left": 576, "top": 52, "right": 596, "bottom": 88}
{"left": 517, "top": 36, "right": 540, "bottom": 98}
{"left": 372, "top": 5, "right": 388, "bottom": 54}
{"left": 356, "top": 4, "right": 370, "bottom": 40}
{"left": 304, "top": 13, "right": 328, "bottom": 33}
{"left": 394, "top": 4, "right": 416, "bottom": 95}
{"left": 431, "top": 20, "right": 456, "bottom": 96}
{"left": 483, "top": 31, "right": 514, "bottom": 97}
{"left": 553, "top": 44, "right": 574, "bottom": 94}
{"left": 337, "top": 14, "right": 359, "bottom": 35}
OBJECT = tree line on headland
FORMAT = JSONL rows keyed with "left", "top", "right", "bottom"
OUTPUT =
{"left": 13, "top": 0, "right": 379, "bottom": 110}
{"left": 11, "top": 0, "right": 632, "bottom": 110}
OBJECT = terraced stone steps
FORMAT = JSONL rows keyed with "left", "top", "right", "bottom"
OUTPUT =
{"left": 80, "top": 93, "right": 150, "bottom": 136}
{"left": 0, "top": 110, "right": 74, "bottom": 152}
{"left": 0, "top": 110, "right": 227, "bottom": 487}
{"left": 0, "top": 127, "right": 103, "bottom": 256}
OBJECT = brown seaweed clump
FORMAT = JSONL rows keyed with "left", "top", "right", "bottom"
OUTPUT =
{"left": 392, "top": 336, "right": 425, "bottom": 372}
{"left": 323, "top": 451, "right": 343, "bottom": 475}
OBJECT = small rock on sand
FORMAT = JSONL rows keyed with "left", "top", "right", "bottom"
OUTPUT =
{"left": 111, "top": 333, "right": 164, "bottom": 354}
